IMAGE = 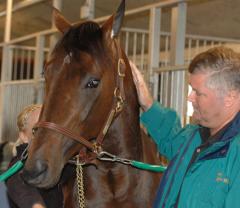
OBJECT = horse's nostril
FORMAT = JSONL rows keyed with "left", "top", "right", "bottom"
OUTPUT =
{"left": 35, "top": 159, "right": 47, "bottom": 173}
{"left": 22, "top": 159, "right": 48, "bottom": 183}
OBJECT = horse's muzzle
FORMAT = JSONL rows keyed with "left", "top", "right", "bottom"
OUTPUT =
{"left": 21, "top": 159, "right": 48, "bottom": 186}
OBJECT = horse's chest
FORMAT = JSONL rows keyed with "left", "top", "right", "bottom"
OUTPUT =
{"left": 72, "top": 167, "right": 140, "bottom": 207}
{"left": 67, "top": 165, "right": 157, "bottom": 208}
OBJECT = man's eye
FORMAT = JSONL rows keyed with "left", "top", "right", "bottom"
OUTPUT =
{"left": 195, "top": 91, "right": 203, "bottom": 96}
{"left": 85, "top": 78, "right": 100, "bottom": 88}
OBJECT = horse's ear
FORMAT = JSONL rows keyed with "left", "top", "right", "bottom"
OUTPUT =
{"left": 102, "top": 0, "right": 125, "bottom": 39}
{"left": 111, "top": 0, "right": 125, "bottom": 38}
{"left": 53, "top": 8, "right": 71, "bottom": 34}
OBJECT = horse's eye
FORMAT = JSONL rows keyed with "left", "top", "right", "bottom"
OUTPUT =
{"left": 32, "top": 127, "right": 37, "bottom": 135}
{"left": 85, "top": 78, "right": 100, "bottom": 88}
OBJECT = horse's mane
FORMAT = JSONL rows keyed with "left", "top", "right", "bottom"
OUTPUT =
{"left": 53, "top": 21, "right": 104, "bottom": 56}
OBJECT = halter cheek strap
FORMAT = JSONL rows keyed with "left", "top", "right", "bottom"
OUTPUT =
{"left": 95, "top": 58, "right": 126, "bottom": 146}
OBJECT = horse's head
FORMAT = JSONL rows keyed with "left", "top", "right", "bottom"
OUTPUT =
{"left": 22, "top": 0, "right": 138, "bottom": 188}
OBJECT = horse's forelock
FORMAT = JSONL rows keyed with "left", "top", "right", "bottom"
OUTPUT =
{"left": 59, "top": 21, "right": 103, "bottom": 54}
{"left": 51, "top": 20, "right": 114, "bottom": 74}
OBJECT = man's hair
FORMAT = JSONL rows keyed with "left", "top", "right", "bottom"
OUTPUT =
{"left": 188, "top": 46, "right": 240, "bottom": 94}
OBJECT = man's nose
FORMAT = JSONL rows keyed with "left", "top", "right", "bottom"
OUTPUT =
{"left": 187, "top": 90, "right": 195, "bottom": 103}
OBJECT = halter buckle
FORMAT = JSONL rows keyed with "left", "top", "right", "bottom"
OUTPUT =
{"left": 118, "top": 58, "right": 125, "bottom": 77}
{"left": 93, "top": 142, "right": 102, "bottom": 155}
{"left": 114, "top": 88, "right": 124, "bottom": 113}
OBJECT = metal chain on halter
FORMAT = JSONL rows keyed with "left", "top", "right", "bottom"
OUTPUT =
{"left": 76, "top": 155, "right": 85, "bottom": 208}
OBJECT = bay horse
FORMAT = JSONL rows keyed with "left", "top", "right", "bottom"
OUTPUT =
{"left": 22, "top": 1, "right": 162, "bottom": 207}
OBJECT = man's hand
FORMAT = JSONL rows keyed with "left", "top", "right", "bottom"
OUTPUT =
{"left": 130, "top": 61, "right": 153, "bottom": 111}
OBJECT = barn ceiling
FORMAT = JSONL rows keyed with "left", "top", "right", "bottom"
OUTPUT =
{"left": 0, "top": 0, "right": 240, "bottom": 42}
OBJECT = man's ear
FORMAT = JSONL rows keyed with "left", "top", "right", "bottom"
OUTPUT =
{"left": 224, "top": 90, "right": 238, "bottom": 107}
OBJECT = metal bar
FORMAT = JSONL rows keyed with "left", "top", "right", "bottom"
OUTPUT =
{"left": 187, "top": 38, "right": 192, "bottom": 64}
{"left": 0, "top": 29, "right": 56, "bottom": 46}
{"left": 94, "top": 0, "right": 187, "bottom": 23}
{"left": 169, "top": 2, "right": 186, "bottom": 65}
{"left": 13, "top": 49, "right": 18, "bottom": 80}
{"left": 160, "top": 72, "right": 163, "bottom": 103}
{"left": 0, "top": 0, "right": 47, "bottom": 17}
{"left": 149, "top": 7, "right": 161, "bottom": 98}
{"left": 122, "top": 28, "right": 148, "bottom": 34}
{"left": 133, "top": 32, "right": 137, "bottom": 63}
{"left": 2, "top": 27, "right": 240, "bottom": 48}
{"left": 26, "top": 50, "right": 32, "bottom": 79}
{"left": 1, "top": 79, "right": 44, "bottom": 86}
{"left": 185, "top": 33, "right": 240, "bottom": 43}
{"left": 165, "top": 72, "right": 169, "bottom": 107}
{"left": 195, "top": 39, "right": 199, "bottom": 56}
{"left": 4, "top": 0, "right": 13, "bottom": 42}
{"left": 165, "top": 35, "right": 169, "bottom": 66}
{"left": 140, "top": 34, "right": 145, "bottom": 70}
{"left": 34, "top": 35, "right": 45, "bottom": 80}
{"left": 203, "top": 40, "right": 207, "bottom": 51}
{"left": 154, "top": 65, "right": 188, "bottom": 73}
{"left": 20, "top": 49, "right": 25, "bottom": 80}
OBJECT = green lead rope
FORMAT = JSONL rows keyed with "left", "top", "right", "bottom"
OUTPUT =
{"left": 0, "top": 161, "right": 24, "bottom": 181}
{"left": 0, "top": 144, "right": 28, "bottom": 182}
{"left": 0, "top": 149, "right": 167, "bottom": 182}
{"left": 131, "top": 160, "right": 167, "bottom": 172}
{"left": 0, "top": 158, "right": 166, "bottom": 182}
{"left": 98, "top": 151, "right": 167, "bottom": 172}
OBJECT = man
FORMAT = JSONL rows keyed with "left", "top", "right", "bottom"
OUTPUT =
{"left": 131, "top": 46, "right": 240, "bottom": 207}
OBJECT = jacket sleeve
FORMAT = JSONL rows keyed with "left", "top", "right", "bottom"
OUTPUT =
{"left": 140, "top": 101, "right": 184, "bottom": 160}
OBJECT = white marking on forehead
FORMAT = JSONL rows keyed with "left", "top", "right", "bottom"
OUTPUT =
{"left": 63, "top": 52, "right": 73, "bottom": 64}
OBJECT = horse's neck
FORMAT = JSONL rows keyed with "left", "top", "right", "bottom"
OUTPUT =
{"left": 104, "top": 101, "right": 143, "bottom": 160}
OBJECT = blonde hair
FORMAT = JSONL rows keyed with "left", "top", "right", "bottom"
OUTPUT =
{"left": 13, "top": 104, "right": 42, "bottom": 155}
{"left": 17, "top": 104, "right": 42, "bottom": 132}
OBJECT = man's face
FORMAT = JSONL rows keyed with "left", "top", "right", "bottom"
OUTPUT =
{"left": 188, "top": 72, "right": 225, "bottom": 129}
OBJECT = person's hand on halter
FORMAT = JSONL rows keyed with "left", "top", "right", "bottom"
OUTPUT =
{"left": 130, "top": 61, "right": 153, "bottom": 111}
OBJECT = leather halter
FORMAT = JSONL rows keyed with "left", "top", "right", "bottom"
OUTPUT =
{"left": 34, "top": 45, "right": 126, "bottom": 158}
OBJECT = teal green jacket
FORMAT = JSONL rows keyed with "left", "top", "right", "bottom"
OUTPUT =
{"left": 141, "top": 102, "right": 240, "bottom": 208}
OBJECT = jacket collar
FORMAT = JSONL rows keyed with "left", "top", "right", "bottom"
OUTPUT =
{"left": 199, "top": 111, "right": 240, "bottom": 144}
{"left": 198, "top": 111, "right": 240, "bottom": 160}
